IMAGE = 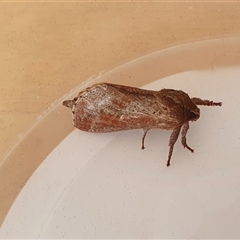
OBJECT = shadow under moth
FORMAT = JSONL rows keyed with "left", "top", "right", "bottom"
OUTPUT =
{"left": 63, "top": 83, "right": 222, "bottom": 166}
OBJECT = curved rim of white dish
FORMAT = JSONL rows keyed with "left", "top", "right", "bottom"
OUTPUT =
{"left": 0, "top": 35, "right": 240, "bottom": 226}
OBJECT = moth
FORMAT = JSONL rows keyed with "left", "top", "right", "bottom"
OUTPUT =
{"left": 63, "top": 83, "right": 222, "bottom": 166}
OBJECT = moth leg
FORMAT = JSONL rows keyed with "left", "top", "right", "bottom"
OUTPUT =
{"left": 167, "top": 127, "right": 181, "bottom": 167}
{"left": 191, "top": 98, "right": 222, "bottom": 106}
{"left": 141, "top": 129, "right": 150, "bottom": 150}
{"left": 181, "top": 122, "right": 194, "bottom": 153}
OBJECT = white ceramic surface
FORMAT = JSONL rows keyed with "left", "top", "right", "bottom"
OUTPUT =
{"left": 1, "top": 67, "right": 240, "bottom": 238}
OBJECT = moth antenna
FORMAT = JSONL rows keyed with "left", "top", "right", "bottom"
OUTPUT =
{"left": 191, "top": 97, "right": 222, "bottom": 106}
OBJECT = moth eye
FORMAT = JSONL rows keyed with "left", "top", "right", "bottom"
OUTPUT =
{"left": 190, "top": 111, "right": 199, "bottom": 121}
{"left": 73, "top": 97, "right": 78, "bottom": 101}
{"left": 72, "top": 111, "right": 75, "bottom": 114}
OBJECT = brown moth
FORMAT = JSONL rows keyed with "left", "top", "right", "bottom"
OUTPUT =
{"left": 63, "top": 83, "right": 222, "bottom": 166}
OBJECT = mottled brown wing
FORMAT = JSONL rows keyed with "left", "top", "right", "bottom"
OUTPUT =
{"left": 105, "top": 83, "right": 158, "bottom": 96}
{"left": 72, "top": 83, "right": 185, "bottom": 132}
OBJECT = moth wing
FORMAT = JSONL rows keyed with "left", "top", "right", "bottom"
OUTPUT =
{"left": 106, "top": 84, "right": 184, "bottom": 129}
{"left": 73, "top": 83, "right": 184, "bottom": 132}
{"left": 106, "top": 83, "right": 157, "bottom": 96}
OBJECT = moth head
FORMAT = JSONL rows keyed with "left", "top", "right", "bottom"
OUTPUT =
{"left": 189, "top": 107, "right": 200, "bottom": 121}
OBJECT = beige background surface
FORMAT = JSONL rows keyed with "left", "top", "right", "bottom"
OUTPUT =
{"left": 1, "top": 2, "right": 240, "bottom": 226}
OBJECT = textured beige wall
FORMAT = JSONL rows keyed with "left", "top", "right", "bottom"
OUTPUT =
{"left": 1, "top": 2, "right": 240, "bottom": 226}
